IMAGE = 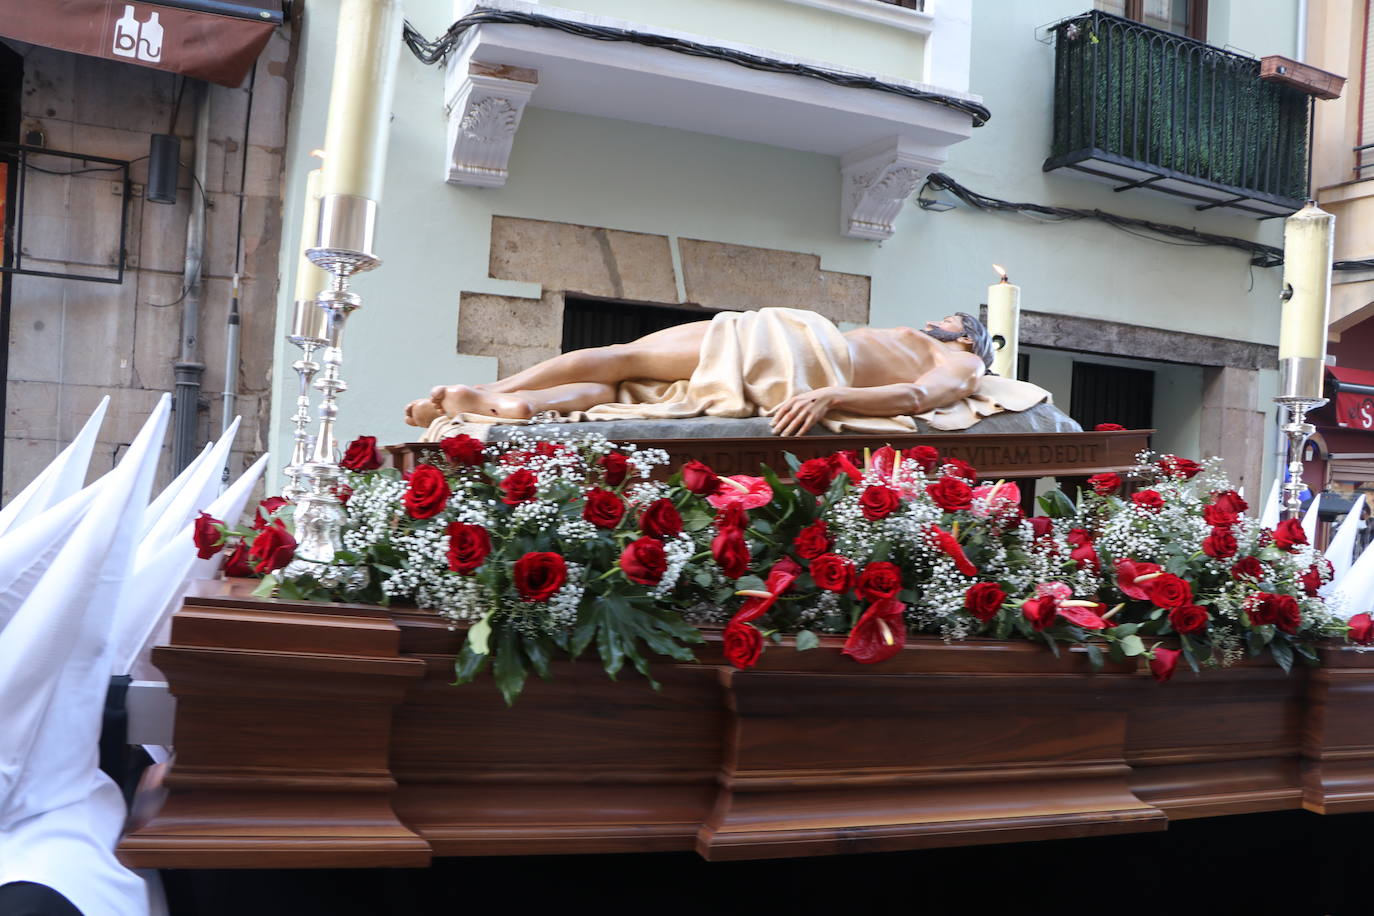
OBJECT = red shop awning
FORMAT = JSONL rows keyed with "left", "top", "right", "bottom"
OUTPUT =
{"left": 0, "top": 0, "right": 282, "bottom": 88}
{"left": 1327, "top": 365, "right": 1374, "bottom": 433}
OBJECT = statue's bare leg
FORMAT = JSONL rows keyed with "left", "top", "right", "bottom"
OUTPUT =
{"left": 480, "top": 321, "right": 710, "bottom": 394}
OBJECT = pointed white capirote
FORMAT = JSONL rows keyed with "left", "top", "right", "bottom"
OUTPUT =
{"left": 0, "top": 396, "right": 109, "bottom": 537}
{"left": 1302, "top": 493, "right": 1322, "bottom": 544}
{"left": 1324, "top": 494, "right": 1367, "bottom": 590}
{"left": 1259, "top": 478, "right": 1283, "bottom": 530}
{"left": 1330, "top": 525, "right": 1374, "bottom": 620}
{"left": 139, "top": 440, "right": 211, "bottom": 542}
{"left": 136, "top": 416, "right": 241, "bottom": 564}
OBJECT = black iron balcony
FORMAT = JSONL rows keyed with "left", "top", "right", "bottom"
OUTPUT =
{"left": 1043, "top": 10, "right": 1312, "bottom": 218}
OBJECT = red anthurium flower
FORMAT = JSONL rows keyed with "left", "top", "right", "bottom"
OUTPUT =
{"left": 930, "top": 526, "right": 977, "bottom": 576}
{"left": 970, "top": 482, "right": 1022, "bottom": 518}
{"left": 723, "top": 620, "right": 763, "bottom": 669}
{"left": 192, "top": 512, "right": 224, "bottom": 559}
{"left": 707, "top": 475, "right": 773, "bottom": 511}
{"left": 1115, "top": 559, "right": 1164, "bottom": 601}
{"left": 1022, "top": 596, "right": 1059, "bottom": 631}
{"left": 1057, "top": 600, "right": 1109, "bottom": 630}
{"left": 731, "top": 558, "right": 802, "bottom": 625}
{"left": 1348, "top": 613, "right": 1374, "bottom": 645}
{"left": 1150, "top": 647, "right": 1182, "bottom": 682}
{"left": 842, "top": 598, "right": 907, "bottom": 664}
{"left": 831, "top": 450, "right": 864, "bottom": 485}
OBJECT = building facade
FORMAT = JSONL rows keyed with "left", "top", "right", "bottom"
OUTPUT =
{"left": 275, "top": 0, "right": 1317, "bottom": 497}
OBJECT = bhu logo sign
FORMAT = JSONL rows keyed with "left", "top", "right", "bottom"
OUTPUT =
{"left": 112, "top": 5, "right": 163, "bottom": 63}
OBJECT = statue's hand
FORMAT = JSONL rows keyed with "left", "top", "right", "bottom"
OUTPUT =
{"left": 770, "top": 387, "right": 841, "bottom": 437}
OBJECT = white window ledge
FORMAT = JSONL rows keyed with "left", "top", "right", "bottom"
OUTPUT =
{"left": 778, "top": 0, "right": 934, "bottom": 35}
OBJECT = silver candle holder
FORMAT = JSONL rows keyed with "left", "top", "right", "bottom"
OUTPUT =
{"left": 282, "top": 194, "right": 379, "bottom": 590}
{"left": 1275, "top": 355, "right": 1327, "bottom": 522}
{"left": 282, "top": 303, "right": 329, "bottom": 502}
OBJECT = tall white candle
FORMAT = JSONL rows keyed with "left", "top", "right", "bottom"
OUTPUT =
{"left": 987, "top": 265, "right": 1021, "bottom": 379}
{"left": 290, "top": 167, "right": 329, "bottom": 342}
{"left": 1279, "top": 202, "right": 1335, "bottom": 362}
{"left": 319, "top": 0, "right": 402, "bottom": 201}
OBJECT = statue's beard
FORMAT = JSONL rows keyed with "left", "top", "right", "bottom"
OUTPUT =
{"left": 923, "top": 326, "right": 964, "bottom": 344}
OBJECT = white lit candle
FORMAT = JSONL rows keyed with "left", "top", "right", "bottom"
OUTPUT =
{"left": 319, "top": 0, "right": 402, "bottom": 201}
{"left": 987, "top": 264, "right": 1020, "bottom": 379}
{"left": 1279, "top": 202, "right": 1335, "bottom": 362}
{"left": 290, "top": 166, "right": 330, "bottom": 342}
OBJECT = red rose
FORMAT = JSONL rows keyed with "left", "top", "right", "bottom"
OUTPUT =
{"left": 639, "top": 498, "right": 683, "bottom": 538}
{"left": 340, "top": 435, "right": 383, "bottom": 471}
{"left": 513, "top": 552, "right": 568, "bottom": 602}
{"left": 1203, "top": 503, "right": 1239, "bottom": 527}
{"left": 942, "top": 458, "right": 977, "bottom": 482}
{"left": 1022, "top": 596, "right": 1059, "bottom": 631}
{"left": 1028, "top": 516, "right": 1054, "bottom": 539}
{"left": 446, "top": 522, "right": 491, "bottom": 574}
{"left": 1272, "top": 518, "right": 1307, "bottom": 552}
{"left": 404, "top": 463, "right": 452, "bottom": 519}
{"left": 1131, "top": 490, "right": 1164, "bottom": 512}
{"left": 334, "top": 484, "right": 353, "bottom": 505}
{"left": 926, "top": 477, "right": 973, "bottom": 512}
{"left": 1150, "top": 647, "right": 1182, "bottom": 682}
{"left": 964, "top": 582, "right": 1006, "bottom": 622}
{"left": 248, "top": 519, "right": 296, "bottom": 574}
{"left": 1348, "top": 613, "right": 1374, "bottom": 645}
{"left": 931, "top": 526, "right": 977, "bottom": 576}
{"left": 909, "top": 445, "right": 940, "bottom": 472}
{"left": 723, "top": 620, "right": 763, "bottom": 669}
{"left": 795, "top": 457, "right": 837, "bottom": 496}
{"left": 1087, "top": 473, "right": 1122, "bottom": 495}
{"left": 583, "top": 488, "right": 626, "bottom": 530}
{"left": 254, "top": 496, "right": 288, "bottom": 530}
{"left": 842, "top": 598, "right": 907, "bottom": 664}
{"left": 1115, "top": 559, "right": 1164, "bottom": 601}
{"left": 1202, "top": 526, "right": 1238, "bottom": 559}
{"left": 860, "top": 485, "right": 903, "bottom": 520}
{"left": 1158, "top": 455, "right": 1202, "bottom": 479}
{"left": 1067, "top": 528, "right": 1099, "bottom": 573}
{"left": 440, "top": 434, "right": 485, "bottom": 466}
{"left": 223, "top": 541, "right": 254, "bottom": 578}
{"left": 1300, "top": 563, "right": 1325, "bottom": 596}
{"left": 856, "top": 561, "right": 902, "bottom": 603}
{"left": 712, "top": 526, "right": 750, "bottom": 579}
{"left": 681, "top": 460, "right": 720, "bottom": 496}
{"left": 499, "top": 468, "right": 538, "bottom": 506}
{"left": 1145, "top": 573, "right": 1193, "bottom": 609}
{"left": 1169, "top": 604, "right": 1209, "bottom": 635}
{"left": 1094, "top": 423, "right": 1126, "bottom": 431}
{"left": 599, "top": 452, "right": 629, "bottom": 486}
{"left": 1231, "top": 556, "right": 1264, "bottom": 581}
{"left": 620, "top": 537, "right": 668, "bottom": 585}
{"left": 793, "top": 519, "right": 831, "bottom": 559}
{"left": 810, "top": 553, "right": 857, "bottom": 593}
{"left": 1249, "top": 593, "right": 1300, "bottom": 633}
{"left": 1058, "top": 601, "right": 1109, "bottom": 630}
{"left": 1212, "top": 490, "right": 1248, "bottom": 515}
{"left": 193, "top": 511, "right": 224, "bottom": 559}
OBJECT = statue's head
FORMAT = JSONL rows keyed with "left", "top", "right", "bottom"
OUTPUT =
{"left": 924, "top": 312, "right": 995, "bottom": 371}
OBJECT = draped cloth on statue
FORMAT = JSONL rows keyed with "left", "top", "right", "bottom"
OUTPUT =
{"left": 422, "top": 307, "right": 1051, "bottom": 441}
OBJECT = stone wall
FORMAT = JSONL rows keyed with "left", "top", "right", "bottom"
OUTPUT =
{"left": 459, "top": 216, "right": 871, "bottom": 378}
{"left": 2, "top": 34, "right": 292, "bottom": 500}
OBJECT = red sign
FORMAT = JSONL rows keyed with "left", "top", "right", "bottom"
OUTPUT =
{"left": 1336, "top": 390, "right": 1374, "bottom": 430}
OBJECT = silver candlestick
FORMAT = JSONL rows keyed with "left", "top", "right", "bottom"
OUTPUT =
{"left": 1275, "top": 356, "right": 1327, "bottom": 522}
{"left": 283, "top": 194, "right": 379, "bottom": 590}
{"left": 282, "top": 306, "right": 328, "bottom": 502}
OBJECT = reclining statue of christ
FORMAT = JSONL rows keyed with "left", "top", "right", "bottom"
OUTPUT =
{"left": 404, "top": 307, "right": 1046, "bottom": 438}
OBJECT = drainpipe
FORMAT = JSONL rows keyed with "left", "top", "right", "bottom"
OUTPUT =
{"left": 221, "top": 274, "right": 241, "bottom": 435}
{"left": 1295, "top": 0, "right": 1307, "bottom": 63}
{"left": 173, "top": 81, "right": 209, "bottom": 473}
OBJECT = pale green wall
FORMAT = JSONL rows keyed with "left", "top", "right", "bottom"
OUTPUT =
{"left": 551, "top": 0, "right": 929, "bottom": 84}
{"left": 273, "top": 0, "right": 1294, "bottom": 492}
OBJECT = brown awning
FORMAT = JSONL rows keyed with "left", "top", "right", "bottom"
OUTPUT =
{"left": 0, "top": 0, "right": 282, "bottom": 88}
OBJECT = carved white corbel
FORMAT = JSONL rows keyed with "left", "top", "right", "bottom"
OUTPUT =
{"left": 840, "top": 138, "right": 945, "bottom": 240}
{"left": 445, "top": 61, "right": 539, "bottom": 187}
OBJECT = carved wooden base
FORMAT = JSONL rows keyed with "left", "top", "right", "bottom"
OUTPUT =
{"left": 119, "top": 591, "right": 1374, "bottom": 868}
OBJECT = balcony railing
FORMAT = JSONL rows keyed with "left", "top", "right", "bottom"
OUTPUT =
{"left": 1043, "top": 10, "right": 1312, "bottom": 218}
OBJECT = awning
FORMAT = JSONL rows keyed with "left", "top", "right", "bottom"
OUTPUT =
{"left": 1328, "top": 366, "right": 1374, "bottom": 432}
{"left": 0, "top": 0, "right": 282, "bottom": 88}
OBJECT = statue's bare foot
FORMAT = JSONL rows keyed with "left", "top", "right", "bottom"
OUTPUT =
{"left": 404, "top": 397, "right": 445, "bottom": 427}
{"left": 429, "top": 384, "right": 533, "bottom": 420}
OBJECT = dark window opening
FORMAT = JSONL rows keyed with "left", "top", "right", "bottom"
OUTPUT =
{"left": 1095, "top": 0, "right": 1207, "bottom": 40}
{"left": 561, "top": 297, "right": 722, "bottom": 352}
{"left": 1070, "top": 361, "right": 1154, "bottom": 431}
{"left": 874, "top": 0, "right": 925, "bottom": 9}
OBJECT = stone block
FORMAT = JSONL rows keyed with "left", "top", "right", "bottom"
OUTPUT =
{"left": 489, "top": 217, "right": 677, "bottom": 303}
{"left": 6, "top": 274, "right": 65, "bottom": 383}
{"left": 3, "top": 438, "right": 60, "bottom": 503}
{"left": 1200, "top": 366, "right": 1264, "bottom": 498}
{"left": 59, "top": 278, "right": 137, "bottom": 387}
{"left": 242, "top": 145, "right": 284, "bottom": 200}
{"left": 68, "top": 122, "right": 153, "bottom": 163}
{"left": 64, "top": 173, "right": 128, "bottom": 274}
{"left": 1020, "top": 311, "right": 1277, "bottom": 372}
{"left": 458, "top": 290, "right": 564, "bottom": 352}
{"left": 677, "top": 238, "right": 870, "bottom": 325}
{"left": 131, "top": 272, "right": 184, "bottom": 392}
{"left": 203, "top": 191, "right": 243, "bottom": 278}
{"left": 6, "top": 381, "right": 61, "bottom": 440}
{"left": 138, "top": 191, "right": 193, "bottom": 274}
{"left": 21, "top": 48, "right": 76, "bottom": 123}
{"left": 70, "top": 55, "right": 175, "bottom": 135}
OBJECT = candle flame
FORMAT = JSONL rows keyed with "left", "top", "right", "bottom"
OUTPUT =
{"left": 309, "top": 149, "right": 325, "bottom": 159}
{"left": 992, "top": 264, "right": 1008, "bottom": 283}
